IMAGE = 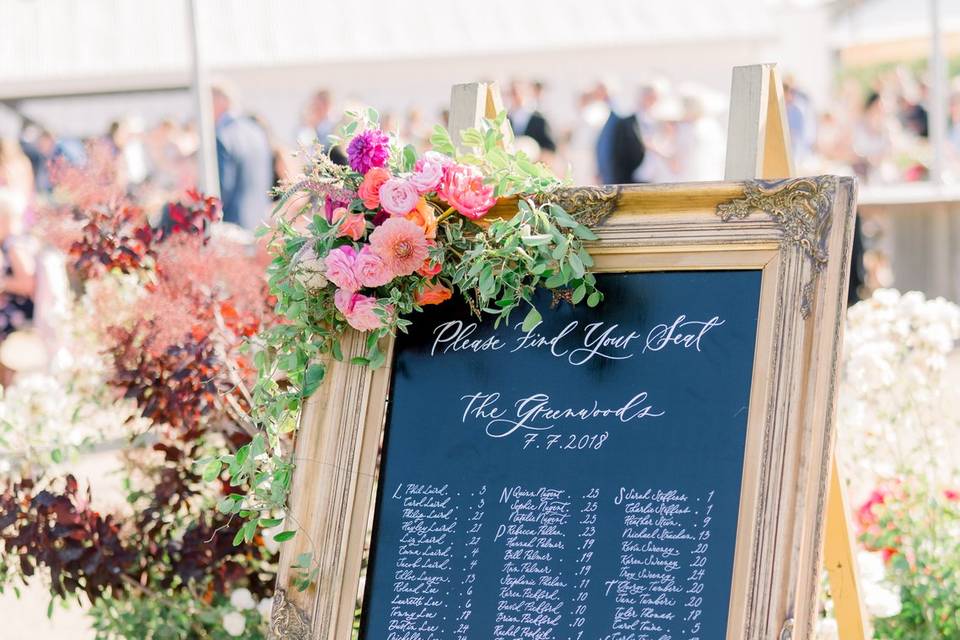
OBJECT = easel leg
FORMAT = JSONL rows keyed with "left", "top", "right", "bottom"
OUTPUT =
{"left": 824, "top": 457, "right": 870, "bottom": 638}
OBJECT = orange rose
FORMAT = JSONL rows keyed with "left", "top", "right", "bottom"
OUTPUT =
{"left": 415, "top": 280, "right": 453, "bottom": 306}
{"left": 405, "top": 197, "right": 437, "bottom": 239}
{"left": 358, "top": 167, "right": 391, "bottom": 210}
{"left": 418, "top": 256, "right": 442, "bottom": 277}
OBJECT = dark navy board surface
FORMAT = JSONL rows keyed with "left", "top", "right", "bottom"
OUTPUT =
{"left": 360, "top": 270, "right": 762, "bottom": 640}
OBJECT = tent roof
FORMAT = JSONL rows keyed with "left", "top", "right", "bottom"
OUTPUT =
{"left": 1, "top": 0, "right": 775, "bottom": 99}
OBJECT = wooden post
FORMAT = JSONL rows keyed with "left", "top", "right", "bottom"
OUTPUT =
{"left": 724, "top": 63, "right": 868, "bottom": 639}
{"left": 448, "top": 82, "right": 513, "bottom": 152}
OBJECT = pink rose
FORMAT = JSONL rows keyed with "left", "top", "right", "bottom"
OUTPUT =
{"left": 334, "top": 291, "right": 389, "bottom": 332}
{"left": 334, "top": 288, "right": 356, "bottom": 315}
{"left": 337, "top": 212, "right": 367, "bottom": 241}
{"left": 410, "top": 153, "right": 448, "bottom": 194}
{"left": 354, "top": 245, "right": 394, "bottom": 288}
{"left": 324, "top": 245, "right": 360, "bottom": 292}
{"left": 378, "top": 178, "right": 419, "bottom": 216}
{"left": 438, "top": 164, "right": 497, "bottom": 220}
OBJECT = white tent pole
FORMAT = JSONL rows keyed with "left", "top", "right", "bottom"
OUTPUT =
{"left": 186, "top": 0, "right": 220, "bottom": 196}
{"left": 929, "top": 0, "right": 947, "bottom": 185}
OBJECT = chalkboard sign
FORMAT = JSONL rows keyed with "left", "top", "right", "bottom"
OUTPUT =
{"left": 360, "top": 269, "right": 762, "bottom": 639}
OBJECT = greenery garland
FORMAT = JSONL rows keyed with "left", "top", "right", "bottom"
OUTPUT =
{"left": 205, "top": 109, "right": 601, "bottom": 588}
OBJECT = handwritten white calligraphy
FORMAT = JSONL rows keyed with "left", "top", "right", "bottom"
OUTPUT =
{"left": 460, "top": 391, "right": 665, "bottom": 438}
{"left": 431, "top": 314, "right": 725, "bottom": 365}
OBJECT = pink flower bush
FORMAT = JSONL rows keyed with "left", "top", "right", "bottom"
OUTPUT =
{"left": 335, "top": 290, "right": 389, "bottom": 332}
{"left": 324, "top": 245, "right": 360, "bottom": 292}
{"left": 438, "top": 164, "right": 497, "bottom": 220}
{"left": 410, "top": 152, "right": 449, "bottom": 194}
{"left": 354, "top": 245, "right": 394, "bottom": 288}
{"left": 378, "top": 178, "right": 419, "bottom": 216}
{"left": 369, "top": 217, "right": 429, "bottom": 276}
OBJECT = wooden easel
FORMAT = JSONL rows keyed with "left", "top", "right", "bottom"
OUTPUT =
{"left": 449, "top": 64, "right": 868, "bottom": 639}
{"left": 725, "top": 63, "right": 868, "bottom": 640}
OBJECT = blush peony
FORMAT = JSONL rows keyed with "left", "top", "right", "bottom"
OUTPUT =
{"left": 415, "top": 281, "right": 453, "bottom": 306}
{"left": 358, "top": 167, "right": 391, "bottom": 210}
{"left": 368, "top": 217, "right": 429, "bottom": 276}
{"left": 354, "top": 245, "right": 394, "bottom": 288}
{"left": 324, "top": 245, "right": 360, "bottom": 292}
{"left": 378, "top": 178, "right": 419, "bottom": 216}
{"left": 438, "top": 163, "right": 497, "bottom": 220}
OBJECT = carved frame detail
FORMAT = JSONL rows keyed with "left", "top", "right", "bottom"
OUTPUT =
{"left": 716, "top": 176, "right": 837, "bottom": 317}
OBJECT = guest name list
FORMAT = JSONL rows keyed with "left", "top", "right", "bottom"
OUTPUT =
{"left": 361, "top": 271, "right": 762, "bottom": 640}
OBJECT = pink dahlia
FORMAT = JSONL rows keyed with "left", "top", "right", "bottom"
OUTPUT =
{"left": 368, "top": 217, "right": 429, "bottom": 276}
{"left": 438, "top": 163, "right": 496, "bottom": 220}
{"left": 347, "top": 129, "right": 390, "bottom": 174}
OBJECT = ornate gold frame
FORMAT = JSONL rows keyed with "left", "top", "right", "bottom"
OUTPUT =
{"left": 270, "top": 176, "right": 857, "bottom": 640}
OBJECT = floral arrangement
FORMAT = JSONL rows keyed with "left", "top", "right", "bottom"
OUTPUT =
{"left": 216, "top": 109, "right": 602, "bottom": 579}
{"left": 816, "top": 289, "right": 960, "bottom": 638}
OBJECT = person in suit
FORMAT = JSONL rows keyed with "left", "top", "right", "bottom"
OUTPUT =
{"left": 212, "top": 83, "right": 273, "bottom": 230}
{"left": 595, "top": 85, "right": 646, "bottom": 185}
{"left": 507, "top": 80, "right": 557, "bottom": 155}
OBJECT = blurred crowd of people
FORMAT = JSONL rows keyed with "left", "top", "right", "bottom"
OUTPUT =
{"left": 1, "top": 66, "right": 960, "bottom": 366}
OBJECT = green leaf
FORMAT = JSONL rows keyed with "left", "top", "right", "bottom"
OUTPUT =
{"left": 50, "top": 448, "right": 63, "bottom": 464}
{"left": 478, "top": 265, "right": 495, "bottom": 298}
{"left": 545, "top": 273, "right": 566, "bottom": 289}
{"left": 587, "top": 291, "right": 602, "bottom": 307}
{"left": 259, "top": 517, "right": 284, "bottom": 528}
{"left": 201, "top": 459, "right": 222, "bottom": 482}
{"left": 366, "top": 107, "right": 380, "bottom": 124}
{"left": 572, "top": 284, "right": 587, "bottom": 304}
{"left": 303, "top": 364, "right": 325, "bottom": 396}
{"left": 460, "top": 128, "right": 484, "bottom": 148}
{"left": 293, "top": 552, "right": 312, "bottom": 569}
{"left": 569, "top": 253, "right": 585, "bottom": 277}
{"left": 273, "top": 530, "right": 297, "bottom": 542}
{"left": 572, "top": 224, "right": 599, "bottom": 240}
{"left": 430, "top": 125, "right": 455, "bottom": 155}
{"left": 521, "top": 307, "right": 542, "bottom": 332}
{"left": 402, "top": 144, "right": 418, "bottom": 172}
